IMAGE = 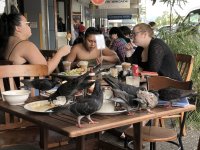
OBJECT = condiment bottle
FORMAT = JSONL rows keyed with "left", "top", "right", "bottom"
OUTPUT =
{"left": 132, "top": 64, "right": 139, "bottom": 76}
{"left": 87, "top": 67, "right": 95, "bottom": 94}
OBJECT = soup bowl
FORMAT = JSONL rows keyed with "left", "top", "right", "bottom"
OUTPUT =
{"left": 2, "top": 90, "right": 30, "bottom": 105}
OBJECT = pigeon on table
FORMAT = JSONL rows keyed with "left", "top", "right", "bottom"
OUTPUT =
{"left": 103, "top": 75, "right": 145, "bottom": 95}
{"left": 110, "top": 88, "right": 158, "bottom": 114}
{"left": 103, "top": 75, "right": 158, "bottom": 113}
{"left": 20, "top": 78, "right": 60, "bottom": 91}
{"left": 158, "top": 87, "right": 196, "bottom": 101}
{"left": 48, "top": 64, "right": 101, "bottom": 102}
{"left": 69, "top": 80, "right": 103, "bottom": 128}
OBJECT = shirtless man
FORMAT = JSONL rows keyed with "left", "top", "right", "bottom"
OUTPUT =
{"left": 65, "top": 27, "right": 120, "bottom": 64}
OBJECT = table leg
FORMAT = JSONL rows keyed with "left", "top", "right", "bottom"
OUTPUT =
{"left": 76, "top": 135, "right": 86, "bottom": 150}
{"left": 133, "top": 122, "right": 142, "bottom": 150}
{"left": 40, "top": 127, "right": 48, "bottom": 150}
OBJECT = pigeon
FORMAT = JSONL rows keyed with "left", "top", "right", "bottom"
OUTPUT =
{"left": 69, "top": 80, "right": 103, "bottom": 128}
{"left": 103, "top": 75, "right": 145, "bottom": 96}
{"left": 158, "top": 87, "right": 196, "bottom": 101}
{"left": 48, "top": 64, "right": 101, "bottom": 102}
{"left": 110, "top": 88, "right": 158, "bottom": 113}
{"left": 20, "top": 78, "right": 60, "bottom": 91}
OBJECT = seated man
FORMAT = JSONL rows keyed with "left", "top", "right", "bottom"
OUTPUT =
{"left": 65, "top": 27, "right": 120, "bottom": 66}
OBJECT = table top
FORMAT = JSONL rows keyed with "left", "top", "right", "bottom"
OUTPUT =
{"left": 0, "top": 97, "right": 196, "bottom": 138}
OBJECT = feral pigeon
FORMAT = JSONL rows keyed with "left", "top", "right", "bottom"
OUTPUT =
{"left": 48, "top": 64, "right": 101, "bottom": 101}
{"left": 20, "top": 78, "right": 60, "bottom": 91}
{"left": 69, "top": 80, "right": 103, "bottom": 128}
{"left": 158, "top": 87, "right": 196, "bottom": 101}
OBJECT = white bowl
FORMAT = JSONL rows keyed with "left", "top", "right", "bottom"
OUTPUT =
{"left": 2, "top": 90, "right": 30, "bottom": 105}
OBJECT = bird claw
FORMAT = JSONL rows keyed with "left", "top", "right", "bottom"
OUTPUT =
{"left": 76, "top": 124, "right": 84, "bottom": 128}
{"left": 89, "top": 121, "right": 98, "bottom": 124}
{"left": 127, "top": 112, "right": 135, "bottom": 115}
{"left": 147, "top": 109, "right": 154, "bottom": 113}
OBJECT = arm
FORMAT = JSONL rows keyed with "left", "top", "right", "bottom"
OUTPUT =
{"left": 100, "top": 47, "right": 120, "bottom": 63}
{"left": 20, "top": 41, "right": 70, "bottom": 74}
{"left": 65, "top": 45, "right": 78, "bottom": 63}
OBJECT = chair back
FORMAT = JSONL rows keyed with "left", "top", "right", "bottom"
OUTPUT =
{"left": 0, "top": 64, "right": 48, "bottom": 131}
{"left": 147, "top": 76, "right": 192, "bottom": 91}
{"left": 40, "top": 49, "right": 66, "bottom": 72}
{"left": 175, "top": 53, "right": 194, "bottom": 81}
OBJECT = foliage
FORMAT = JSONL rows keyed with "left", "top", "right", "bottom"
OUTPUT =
{"left": 161, "top": 30, "right": 200, "bottom": 89}
{"left": 155, "top": 11, "right": 178, "bottom": 27}
{"left": 159, "top": 0, "right": 188, "bottom": 7}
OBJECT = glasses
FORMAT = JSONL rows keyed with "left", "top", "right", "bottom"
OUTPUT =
{"left": 132, "top": 31, "right": 146, "bottom": 36}
{"left": 21, "top": 21, "right": 31, "bottom": 27}
{"left": 25, "top": 22, "right": 31, "bottom": 27}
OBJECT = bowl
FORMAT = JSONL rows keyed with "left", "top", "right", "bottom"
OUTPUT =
{"left": 2, "top": 90, "right": 30, "bottom": 105}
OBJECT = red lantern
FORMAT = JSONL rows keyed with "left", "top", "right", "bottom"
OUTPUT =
{"left": 91, "top": 0, "right": 106, "bottom": 6}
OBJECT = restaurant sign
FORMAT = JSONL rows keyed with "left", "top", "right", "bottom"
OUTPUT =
{"left": 107, "top": 15, "right": 132, "bottom": 20}
{"left": 99, "top": 0, "right": 130, "bottom": 9}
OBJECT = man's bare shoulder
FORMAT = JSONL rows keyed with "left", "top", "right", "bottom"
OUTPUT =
{"left": 71, "top": 43, "right": 85, "bottom": 52}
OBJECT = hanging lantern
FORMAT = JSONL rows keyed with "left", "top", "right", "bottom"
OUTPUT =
{"left": 90, "top": 0, "right": 106, "bottom": 6}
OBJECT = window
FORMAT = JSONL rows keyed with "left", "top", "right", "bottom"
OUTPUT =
{"left": 0, "top": 0, "right": 5, "bottom": 14}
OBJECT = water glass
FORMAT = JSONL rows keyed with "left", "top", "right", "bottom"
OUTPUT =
{"left": 126, "top": 76, "right": 140, "bottom": 87}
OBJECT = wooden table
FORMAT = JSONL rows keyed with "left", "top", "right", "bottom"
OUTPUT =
{"left": 0, "top": 97, "right": 196, "bottom": 150}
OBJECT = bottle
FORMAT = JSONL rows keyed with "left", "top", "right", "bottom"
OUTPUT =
{"left": 132, "top": 64, "right": 139, "bottom": 76}
{"left": 87, "top": 67, "right": 95, "bottom": 94}
{"left": 131, "top": 64, "right": 140, "bottom": 87}
{"left": 89, "top": 67, "right": 95, "bottom": 80}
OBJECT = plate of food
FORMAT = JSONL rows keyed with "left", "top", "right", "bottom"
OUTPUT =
{"left": 52, "top": 68, "right": 86, "bottom": 80}
{"left": 24, "top": 98, "right": 67, "bottom": 113}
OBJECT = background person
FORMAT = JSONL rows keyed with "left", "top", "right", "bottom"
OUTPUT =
{"left": 126, "top": 23, "right": 182, "bottom": 81}
{"left": 0, "top": 8, "right": 70, "bottom": 75}
{"left": 119, "top": 26, "right": 137, "bottom": 58}
{"left": 109, "top": 27, "right": 129, "bottom": 62}
{"left": 78, "top": 21, "right": 85, "bottom": 37}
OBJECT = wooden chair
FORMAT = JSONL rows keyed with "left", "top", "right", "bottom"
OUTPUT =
{"left": 0, "top": 64, "right": 48, "bottom": 130}
{"left": 198, "top": 136, "right": 200, "bottom": 150}
{"left": 175, "top": 53, "right": 194, "bottom": 82}
{"left": 0, "top": 65, "right": 68, "bottom": 148}
{"left": 124, "top": 76, "right": 193, "bottom": 150}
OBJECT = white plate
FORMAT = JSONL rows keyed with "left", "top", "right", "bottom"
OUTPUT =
{"left": 95, "top": 110, "right": 127, "bottom": 115}
{"left": 24, "top": 100, "right": 57, "bottom": 113}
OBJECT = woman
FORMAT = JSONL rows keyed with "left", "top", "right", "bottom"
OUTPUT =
{"left": 109, "top": 27, "right": 129, "bottom": 62}
{"left": 0, "top": 11, "right": 70, "bottom": 74}
{"left": 126, "top": 23, "right": 182, "bottom": 81}
{"left": 65, "top": 27, "right": 119, "bottom": 65}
